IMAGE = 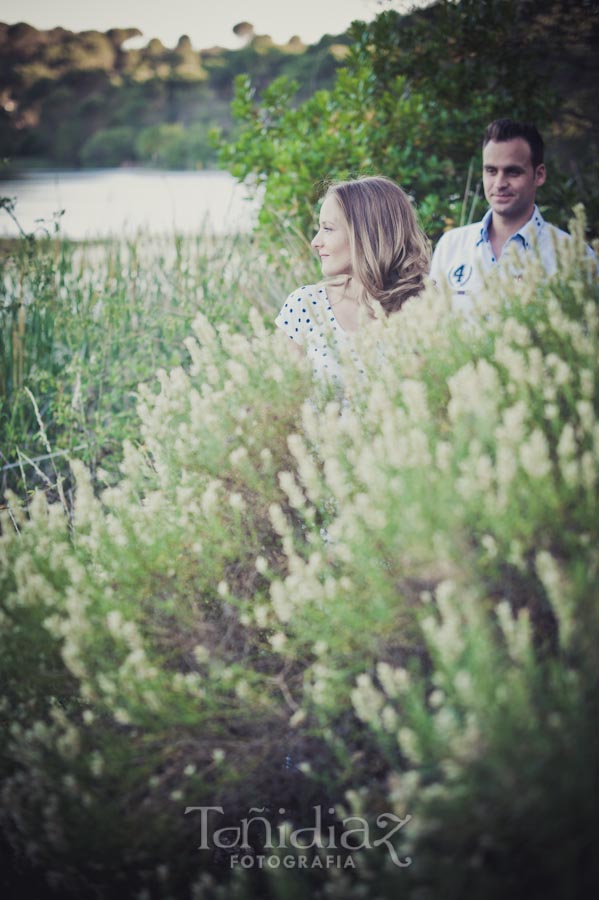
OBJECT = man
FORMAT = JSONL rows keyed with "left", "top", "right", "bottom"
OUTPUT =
{"left": 430, "top": 118, "right": 575, "bottom": 303}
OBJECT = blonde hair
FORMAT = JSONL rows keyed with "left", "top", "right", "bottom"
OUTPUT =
{"left": 323, "top": 176, "right": 430, "bottom": 316}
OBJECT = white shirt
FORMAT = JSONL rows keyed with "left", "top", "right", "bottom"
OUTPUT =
{"left": 275, "top": 283, "right": 363, "bottom": 384}
{"left": 430, "top": 205, "right": 574, "bottom": 310}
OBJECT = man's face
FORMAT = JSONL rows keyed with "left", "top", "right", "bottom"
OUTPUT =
{"left": 482, "top": 138, "right": 546, "bottom": 224}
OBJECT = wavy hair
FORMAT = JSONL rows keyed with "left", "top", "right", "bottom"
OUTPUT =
{"left": 323, "top": 175, "right": 430, "bottom": 316}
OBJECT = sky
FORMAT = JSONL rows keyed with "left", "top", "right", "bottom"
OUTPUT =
{"left": 0, "top": 0, "right": 390, "bottom": 49}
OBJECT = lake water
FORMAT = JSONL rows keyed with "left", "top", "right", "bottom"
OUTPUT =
{"left": 0, "top": 168, "right": 260, "bottom": 240}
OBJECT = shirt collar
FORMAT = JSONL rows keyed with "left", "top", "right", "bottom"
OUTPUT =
{"left": 477, "top": 205, "right": 545, "bottom": 249}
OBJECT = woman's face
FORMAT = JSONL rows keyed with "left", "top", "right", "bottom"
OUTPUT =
{"left": 311, "top": 194, "right": 352, "bottom": 278}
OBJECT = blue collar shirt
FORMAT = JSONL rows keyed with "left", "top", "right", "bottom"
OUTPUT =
{"left": 429, "top": 205, "right": 575, "bottom": 312}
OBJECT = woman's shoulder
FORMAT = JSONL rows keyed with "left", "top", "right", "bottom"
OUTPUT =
{"left": 285, "top": 282, "right": 325, "bottom": 300}
{"left": 276, "top": 283, "right": 326, "bottom": 342}
{"left": 282, "top": 282, "right": 333, "bottom": 311}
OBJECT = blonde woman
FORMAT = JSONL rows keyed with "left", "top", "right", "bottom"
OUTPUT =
{"left": 275, "top": 175, "right": 430, "bottom": 382}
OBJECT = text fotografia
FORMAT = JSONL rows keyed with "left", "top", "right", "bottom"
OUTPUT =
{"left": 229, "top": 853, "right": 355, "bottom": 870}
{"left": 184, "top": 805, "right": 412, "bottom": 869}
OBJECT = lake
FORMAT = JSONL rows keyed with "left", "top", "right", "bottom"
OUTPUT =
{"left": 0, "top": 168, "right": 260, "bottom": 240}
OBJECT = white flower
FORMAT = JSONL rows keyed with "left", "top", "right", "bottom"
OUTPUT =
{"left": 519, "top": 429, "right": 551, "bottom": 479}
{"left": 400, "top": 379, "right": 428, "bottom": 420}
{"left": 545, "top": 353, "right": 571, "bottom": 386}
{"left": 536, "top": 551, "right": 574, "bottom": 650}
{"left": 228, "top": 492, "right": 245, "bottom": 511}
{"left": 481, "top": 534, "right": 498, "bottom": 558}
{"left": 255, "top": 555, "right": 268, "bottom": 575}
{"left": 278, "top": 470, "right": 305, "bottom": 510}
{"left": 351, "top": 673, "right": 385, "bottom": 725}
{"left": 270, "top": 581, "right": 293, "bottom": 623}
{"left": 397, "top": 727, "right": 420, "bottom": 763}
{"left": 496, "top": 601, "right": 531, "bottom": 663}
{"left": 201, "top": 480, "right": 222, "bottom": 515}
{"left": 382, "top": 704, "right": 398, "bottom": 732}
{"left": 229, "top": 446, "right": 248, "bottom": 466}
{"left": 89, "top": 751, "right": 104, "bottom": 777}
{"left": 269, "top": 632, "right": 288, "bottom": 653}
{"left": 576, "top": 400, "right": 595, "bottom": 433}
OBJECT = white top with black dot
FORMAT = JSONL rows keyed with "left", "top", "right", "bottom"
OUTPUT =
{"left": 275, "top": 283, "right": 362, "bottom": 383}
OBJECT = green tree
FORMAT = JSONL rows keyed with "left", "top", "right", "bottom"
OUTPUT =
{"left": 135, "top": 123, "right": 187, "bottom": 167}
{"left": 80, "top": 126, "right": 138, "bottom": 166}
{"left": 217, "top": 0, "right": 597, "bottom": 246}
{"left": 169, "top": 34, "right": 206, "bottom": 80}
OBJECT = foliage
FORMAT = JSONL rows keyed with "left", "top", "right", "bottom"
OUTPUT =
{"left": 218, "top": 68, "right": 458, "bottom": 249}
{"left": 80, "top": 126, "right": 138, "bottom": 167}
{"left": 218, "top": 0, "right": 599, "bottom": 245}
{"left": 0, "top": 21, "right": 349, "bottom": 169}
{"left": 1, "top": 210, "right": 597, "bottom": 897}
{"left": 0, "top": 224, "right": 306, "bottom": 500}
{"left": 134, "top": 122, "right": 218, "bottom": 169}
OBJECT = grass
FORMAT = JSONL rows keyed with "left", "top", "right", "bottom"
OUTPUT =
{"left": 0, "top": 221, "right": 317, "bottom": 500}
{"left": 1, "top": 204, "right": 597, "bottom": 900}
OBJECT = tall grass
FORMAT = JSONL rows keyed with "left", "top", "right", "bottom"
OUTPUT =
{"left": 0, "top": 208, "right": 597, "bottom": 899}
{"left": 0, "top": 224, "right": 317, "bottom": 499}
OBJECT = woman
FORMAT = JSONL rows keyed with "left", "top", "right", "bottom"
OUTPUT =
{"left": 275, "top": 175, "right": 430, "bottom": 382}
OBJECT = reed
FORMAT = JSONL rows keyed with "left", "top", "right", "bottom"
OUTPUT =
{"left": 0, "top": 223, "right": 315, "bottom": 499}
{"left": 0, "top": 208, "right": 597, "bottom": 899}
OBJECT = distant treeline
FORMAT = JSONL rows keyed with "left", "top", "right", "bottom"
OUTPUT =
{"left": 0, "top": 21, "right": 350, "bottom": 169}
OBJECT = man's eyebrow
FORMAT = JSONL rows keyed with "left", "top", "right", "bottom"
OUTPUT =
{"left": 484, "top": 163, "right": 525, "bottom": 171}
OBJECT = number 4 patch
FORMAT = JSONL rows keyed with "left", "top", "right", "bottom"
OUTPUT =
{"left": 448, "top": 263, "right": 473, "bottom": 289}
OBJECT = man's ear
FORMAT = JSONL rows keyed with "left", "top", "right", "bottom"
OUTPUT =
{"left": 534, "top": 164, "right": 547, "bottom": 188}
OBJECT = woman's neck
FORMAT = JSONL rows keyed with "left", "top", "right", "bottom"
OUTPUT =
{"left": 328, "top": 275, "right": 360, "bottom": 304}
{"left": 327, "top": 278, "right": 375, "bottom": 332}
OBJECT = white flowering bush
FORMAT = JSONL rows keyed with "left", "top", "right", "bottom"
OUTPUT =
{"left": 0, "top": 311, "right": 318, "bottom": 895}
{"left": 265, "top": 209, "right": 598, "bottom": 899}
{"left": 0, "top": 228, "right": 309, "bottom": 498}
{"left": 1, "top": 210, "right": 597, "bottom": 898}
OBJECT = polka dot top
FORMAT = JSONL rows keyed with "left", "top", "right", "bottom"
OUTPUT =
{"left": 275, "top": 284, "right": 362, "bottom": 383}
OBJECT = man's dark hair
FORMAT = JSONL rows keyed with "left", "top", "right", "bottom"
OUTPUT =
{"left": 482, "top": 118, "right": 544, "bottom": 169}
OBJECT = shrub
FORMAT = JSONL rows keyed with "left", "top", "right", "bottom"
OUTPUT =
{"left": 135, "top": 123, "right": 188, "bottom": 168}
{"left": 217, "top": 1, "right": 599, "bottom": 249}
{"left": 0, "top": 210, "right": 597, "bottom": 898}
{"left": 80, "top": 127, "right": 138, "bottom": 167}
{"left": 0, "top": 227, "right": 303, "bottom": 499}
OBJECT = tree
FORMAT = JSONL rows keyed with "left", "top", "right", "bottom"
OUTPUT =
{"left": 135, "top": 123, "right": 187, "bottom": 167}
{"left": 217, "top": 0, "right": 598, "bottom": 246}
{"left": 80, "top": 126, "right": 138, "bottom": 166}
{"left": 232, "top": 21, "right": 255, "bottom": 42}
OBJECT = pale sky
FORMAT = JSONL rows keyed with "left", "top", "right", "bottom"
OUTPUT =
{"left": 0, "top": 0, "right": 390, "bottom": 49}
